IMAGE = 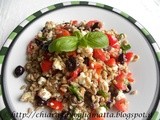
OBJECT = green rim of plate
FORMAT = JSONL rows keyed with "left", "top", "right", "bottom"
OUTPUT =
{"left": 0, "top": 1, "right": 160, "bottom": 120}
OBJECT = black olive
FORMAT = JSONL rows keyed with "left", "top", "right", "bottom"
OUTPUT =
{"left": 109, "top": 85, "right": 119, "bottom": 98}
{"left": 35, "top": 95, "right": 47, "bottom": 106}
{"left": 66, "top": 57, "right": 77, "bottom": 72}
{"left": 84, "top": 91, "right": 93, "bottom": 107}
{"left": 106, "top": 100, "right": 112, "bottom": 109}
{"left": 35, "top": 39, "right": 43, "bottom": 46}
{"left": 91, "top": 22, "right": 100, "bottom": 31}
{"left": 14, "top": 65, "right": 25, "bottom": 77}
{"left": 123, "top": 84, "right": 132, "bottom": 93}
{"left": 83, "top": 57, "right": 89, "bottom": 66}
{"left": 41, "top": 27, "right": 45, "bottom": 32}
{"left": 118, "top": 53, "right": 124, "bottom": 64}
{"left": 41, "top": 41, "right": 51, "bottom": 51}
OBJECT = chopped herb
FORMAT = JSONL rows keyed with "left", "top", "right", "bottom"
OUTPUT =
{"left": 97, "top": 90, "right": 109, "bottom": 98}
{"left": 119, "top": 33, "right": 125, "bottom": 39}
{"left": 68, "top": 85, "right": 83, "bottom": 101}
{"left": 121, "top": 43, "right": 131, "bottom": 53}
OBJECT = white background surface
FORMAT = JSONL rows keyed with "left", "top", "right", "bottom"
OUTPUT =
{"left": 0, "top": 0, "right": 160, "bottom": 48}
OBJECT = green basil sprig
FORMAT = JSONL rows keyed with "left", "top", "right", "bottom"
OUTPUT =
{"left": 48, "top": 31, "right": 108, "bottom": 52}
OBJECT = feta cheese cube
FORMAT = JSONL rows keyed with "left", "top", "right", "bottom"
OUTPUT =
{"left": 38, "top": 77, "right": 46, "bottom": 85}
{"left": 103, "top": 80, "right": 109, "bottom": 92}
{"left": 116, "top": 91, "right": 126, "bottom": 100}
{"left": 53, "top": 58, "right": 62, "bottom": 70}
{"left": 85, "top": 46, "right": 93, "bottom": 54}
{"left": 38, "top": 88, "right": 51, "bottom": 101}
{"left": 81, "top": 30, "right": 87, "bottom": 35}
{"left": 78, "top": 72, "right": 86, "bottom": 85}
{"left": 96, "top": 106, "right": 107, "bottom": 114}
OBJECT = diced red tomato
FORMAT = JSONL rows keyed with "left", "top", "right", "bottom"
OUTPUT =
{"left": 112, "top": 43, "right": 120, "bottom": 49}
{"left": 47, "top": 99, "right": 63, "bottom": 111}
{"left": 40, "top": 60, "right": 53, "bottom": 72}
{"left": 69, "top": 68, "right": 81, "bottom": 81}
{"left": 55, "top": 28, "right": 70, "bottom": 38}
{"left": 116, "top": 72, "right": 126, "bottom": 80}
{"left": 86, "top": 20, "right": 102, "bottom": 29}
{"left": 94, "top": 63, "right": 103, "bottom": 75}
{"left": 125, "top": 52, "right": 134, "bottom": 63}
{"left": 89, "top": 62, "right": 102, "bottom": 75}
{"left": 67, "top": 51, "right": 77, "bottom": 57}
{"left": 71, "top": 20, "right": 78, "bottom": 25}
{"left": 106, "top": 34, "right": 118, "bottom": 46}
{"left": 90, "top": 109, "right": 105, "bottom": 120}
{"left": 104, "top": 58, "right": 116, "bottom": 67}
{"left": 114, "top": 72, "right": 127, "bottom": 90}
{"left": 27, "top": 41, "right": 36, "bottom": 54}
{"left": 93, "top": 49, "right": 106, "bottom": 62}
{"left": 127, "top": 72, "right": 134, "bottom": 82}
{"left": 114, "top": 98, "right": 128, "bottom": 112}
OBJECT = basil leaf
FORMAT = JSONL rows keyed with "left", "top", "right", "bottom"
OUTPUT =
{"left": 81, "top": 32, "right": 108, "bottom": 48}
{"left": 73, "top": 31, "right": 83, "bottom": 39}
{"left": 97, "top": 90, "right": 109, "bottom": 98}
{"left": 121, "top": 43, "right": 131, "bottom": 53}
{"left": 78, "top": 37, "right": 88, "bottom": 47}
{"left": 48, "top": 36, "right": 78, "bottom": 52}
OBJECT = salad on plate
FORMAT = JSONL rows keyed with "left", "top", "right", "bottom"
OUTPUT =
{"left": 14, "top": 20, "right": 139, "bottom": 120}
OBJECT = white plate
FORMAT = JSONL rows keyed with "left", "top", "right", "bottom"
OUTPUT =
{"left": 0, "top": 1, "right": 159, "bottom": 120}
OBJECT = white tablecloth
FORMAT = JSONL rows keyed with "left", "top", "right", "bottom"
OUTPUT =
{"left": 0, "top": 0, "right": 160, "bottom": 120}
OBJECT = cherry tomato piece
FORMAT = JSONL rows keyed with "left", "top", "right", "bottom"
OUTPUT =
{"left": 92, "top": 62, "right": 103, "bottom": 75}
{"left": 114, "top": 98, "right": 128, "bottom": 112}
{"left": 93, "top": 49, "right": 106, "bottom": 62}
{"left": 86, "top": 20, "right": 102, "bottom": 29}
{"left": 71, "top": 20, "right": 78, "bottom": 25}
{"left": 115, "top": 73, "right": 127, "bottom": 90}
{"left": 104, "top": 58, "right": 116, "bottom": 67}
{"left": 125, "top": 52, "right": 134, "bottom": 62}
{"left": 106, "top": 34, "right": 118, "bottom": 46}
{"left": 47, "top": 99, "right": 63, "bottom": 111}
{"left": 27, "top": 41, "right": 35, "bottom": 54}
{"left": 127, "top": 72, "right": 135, "bottom": 82}
{"left": 56, "top": 29, "right": 70, "bottom": 38}
{"left": 112, "top": 43, "right": 120, "bottom": 49}
{"left": 69, "top": 68, "right": 81, "bottom": 81}
{"left": 40, "top": 60, "right": 53, "bottom": 72}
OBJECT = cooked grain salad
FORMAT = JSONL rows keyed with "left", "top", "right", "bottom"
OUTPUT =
{"left": 17, "top": 20, "right": 139, "bottom": 120}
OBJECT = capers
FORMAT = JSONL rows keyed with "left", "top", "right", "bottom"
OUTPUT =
{"left": 66, "top": 57, "right": 77, "bottom": 72}
{"left": 35, "top": 95, "right": 47, "bottom": 106}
